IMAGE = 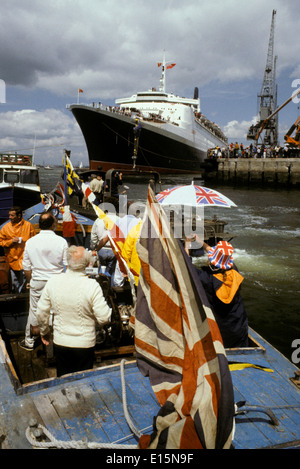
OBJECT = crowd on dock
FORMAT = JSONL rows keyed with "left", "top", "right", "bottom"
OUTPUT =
{"left": 208, "top": 142, "right": 300, "bottom": 159}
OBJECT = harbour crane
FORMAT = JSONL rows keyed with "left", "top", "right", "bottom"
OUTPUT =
{"left": 247, "top": 9, "right": 278, "bottom": 146}
{"left": 247, "top": 88, "right": 300, "bottom": 149}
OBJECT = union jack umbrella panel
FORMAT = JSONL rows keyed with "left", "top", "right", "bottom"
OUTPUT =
{"left": 156, "top": 185, "right": 237, "bottom": 208}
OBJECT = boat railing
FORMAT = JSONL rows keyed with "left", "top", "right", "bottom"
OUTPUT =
{"left": 0, "top": 153, "right": 33, "bottom": 165}
{"left": 194, "top": 113, "right": 227, "bottom": 143}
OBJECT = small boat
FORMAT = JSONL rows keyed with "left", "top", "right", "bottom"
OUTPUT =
{"left": 68, "top": 57, "right": 228, "bottom": 175}
{"left": 0, "top": 327, "right": 299, "bottom": 449}
{"left": 44, "top": 165, "right": 53, "bottom": 170}
{"left": 0, "top": 153, "right": 41, "bottom": 225}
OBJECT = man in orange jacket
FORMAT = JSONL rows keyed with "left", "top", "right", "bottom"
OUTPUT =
{"left": 0, "top": 206, "right": 36, "bottom": 292}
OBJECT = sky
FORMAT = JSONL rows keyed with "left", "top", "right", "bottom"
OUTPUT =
{"left": 0, "top": 0, "right": 299, "bottom": 166}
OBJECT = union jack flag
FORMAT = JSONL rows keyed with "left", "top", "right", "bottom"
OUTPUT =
{"left": 155, "top": 186, "right": 181, "bottom": 203}
{"left": 133, "top": 186, "right": 235, "bottom": 449}
{"left": 156, "top": 185, "right": 234, "bottom": 207}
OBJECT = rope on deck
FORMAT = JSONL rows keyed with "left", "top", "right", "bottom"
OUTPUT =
{"left": 120, "top": 358, "right": 143, "bottom": 439}
{"left": 25, "top": 423, "right": 137, "bottom": 449}
{"left": 25, "top": 359, "right": 143, "bottom": 449}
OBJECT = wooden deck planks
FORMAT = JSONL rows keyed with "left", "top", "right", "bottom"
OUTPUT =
{"left": 77, "top": 382, "right": 125, "bottom": 443}
{"left": 28, "top": 363, "right": 159, "bottom": 446}
{"left": 92, "top": 372, "right": 142, "bottom": 442}
{"left": 230, "top": 354, "right": 300, "bottom": 449}
{"left": 32, "top": 393, "right": 72, "bottom": 441}
{"left": 31, "top": 376, "right": 133, "bottom": 444}
{"left": 107, "top": 367, "right": 160, "bottom": 435}
{"left": 241, "top": 369, "right": 300, "bottom": 440}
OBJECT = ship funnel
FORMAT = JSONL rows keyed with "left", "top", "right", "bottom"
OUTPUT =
{"left": 194, "top": 87, "right": 199, "bottom": 99}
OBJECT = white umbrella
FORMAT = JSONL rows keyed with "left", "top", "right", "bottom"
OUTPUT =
{"left": 156, "top": 185, "right": 237, "bottom": 208}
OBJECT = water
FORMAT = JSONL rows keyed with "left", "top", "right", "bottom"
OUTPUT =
{"left": 39, "top": 168, "right": 300, "bottom": 361}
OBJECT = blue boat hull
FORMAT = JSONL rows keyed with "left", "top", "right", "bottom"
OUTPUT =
{"left": 0, "top": 187, "right": 41, "bottom": 226}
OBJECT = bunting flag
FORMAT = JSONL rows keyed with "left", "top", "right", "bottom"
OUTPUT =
{"left": 41, "top": 182, "right": 66, "bottom": 211}
{"left": 157, "top": 62, "right": 176, "bottom": 69}
{"left": 63, "top": 154, "right": 139, "bottom": 291}
{"left": 121, "top": 219, "right": 143, "bottom": 285}
{"left": 133, "top": 186, "right": 235, "bottom": 449}
{"left": 41, "top": 181, "right": 82, "bottom": 236}
{"left": 63, "top": 154, "right": 81, "bottom": 196}
{"left": 62, "top": 205, "right": 77, "bottom": 238}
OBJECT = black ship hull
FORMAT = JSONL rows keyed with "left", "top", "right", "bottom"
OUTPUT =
{"left": 70, "top": 106, "right": 209, "bottom": 174}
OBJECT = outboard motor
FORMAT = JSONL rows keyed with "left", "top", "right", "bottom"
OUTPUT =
{"left": 94, "top": 274, "right": 134, "bottom": 347}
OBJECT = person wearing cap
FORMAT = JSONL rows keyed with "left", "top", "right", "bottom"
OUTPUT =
{"left": 186, "top": 236, "right": 248, "bottom": 348}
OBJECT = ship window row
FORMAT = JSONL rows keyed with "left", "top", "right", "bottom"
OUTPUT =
{"left": 136, "top": 93, "right": 168, "bottom": 97}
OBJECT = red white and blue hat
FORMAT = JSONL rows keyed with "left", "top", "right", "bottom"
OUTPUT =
{"left": 207, "top": 241, "right": 234, "bottom": 270}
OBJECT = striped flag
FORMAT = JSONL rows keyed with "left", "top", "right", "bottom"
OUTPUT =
{"left": 134, "top": 186, "right": 235, "bottom": 449}
{"left": 62, "top": 205, "right": 77, "bottom": 238}
{"left": 63, "top": 154, "right": 81, "bottom": 196}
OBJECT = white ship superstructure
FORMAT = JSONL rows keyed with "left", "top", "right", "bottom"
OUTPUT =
{"left": 69, "top": 58, "right": 227, "bottom": 174}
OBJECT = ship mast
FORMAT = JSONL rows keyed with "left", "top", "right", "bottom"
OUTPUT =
{"left": 158, "top": 53, "right": 176, "bottom": 93}
{"left": 159, "top": 55, "right": 166, "bottom": 92}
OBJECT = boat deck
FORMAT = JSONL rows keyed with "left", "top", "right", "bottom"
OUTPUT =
{"left": 226, "top": 334, "right": 300, "bottom": 449}
{"left": 0, "top": 328, "right": 299, "bottom": 449}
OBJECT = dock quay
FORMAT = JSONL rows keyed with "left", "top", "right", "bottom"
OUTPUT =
{"left": 205, "top": 158, "right": 300, "bottom": 187}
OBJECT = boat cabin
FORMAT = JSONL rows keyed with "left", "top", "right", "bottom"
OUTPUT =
{"left": 0, "top": 153, "right": 41, "bottom": 225}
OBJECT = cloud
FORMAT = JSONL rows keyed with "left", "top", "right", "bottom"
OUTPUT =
{"left": 0, "top": 0, "right": 299, "bottom": 162}
{"left": 224, "top": 116, "right": 258, "bottom": 143}
{"left": 0, "top": 108, "right": 84, "bottom": 163}
{"left": 1, "top": 0, "right": 299, "bottom": 97}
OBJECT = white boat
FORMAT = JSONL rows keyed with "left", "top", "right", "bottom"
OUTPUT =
{"left": 68, "top": 57, "right": 227, "bottom": 174}
{"left": 0, "top": 153, "right": 41, "bottom": 225}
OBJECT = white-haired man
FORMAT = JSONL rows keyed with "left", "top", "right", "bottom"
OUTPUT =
{"left": 36, "top": 245, "right": 111, "bottom": 376}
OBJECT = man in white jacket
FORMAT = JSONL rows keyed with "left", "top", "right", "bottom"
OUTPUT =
{"left": 20, "top": 212, "right": 68, "bottom": 351}
{"left": 36, "top": 245, "right": 111, "bottom": 377}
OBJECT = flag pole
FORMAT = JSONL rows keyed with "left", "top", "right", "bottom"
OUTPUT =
{"left": 77, "top": 88, "right": 83, "bottom": 104}
{"left": 63, "top": 149, "right": 68, "bottom": 202}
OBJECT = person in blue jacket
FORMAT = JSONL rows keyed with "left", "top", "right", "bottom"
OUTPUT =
{"left": 186, "top": 236, "right": 249, "bottom": 348}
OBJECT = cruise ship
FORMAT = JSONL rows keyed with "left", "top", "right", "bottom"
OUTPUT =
{"left": 68, "top": 59, "right": 227, "bottom": 174}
